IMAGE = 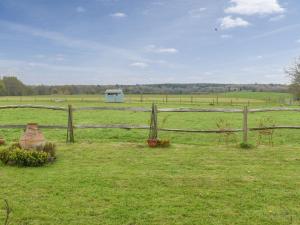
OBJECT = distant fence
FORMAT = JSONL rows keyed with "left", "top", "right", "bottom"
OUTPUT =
{"left": 0, "top": 104, "right": 300, "bottom": 144}
{"left": 0, "top": 94, "right": 294, "bottom": 106}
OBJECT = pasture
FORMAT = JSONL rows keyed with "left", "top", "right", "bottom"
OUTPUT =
{"left": 1, "top": 92, "right": 300, "bottom": 225}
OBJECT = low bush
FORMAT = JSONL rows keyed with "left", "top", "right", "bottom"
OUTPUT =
{"left": 157, "top": 140, "right": 170, "bottom": 148}
{"left": 239, "top": 142, "right": 254, "bottom": 149}
{"left": 0, "top": 142, "right": 56, "bottom": 167}
{"left": 37, "top": 142, "right": 56, "bottom": 157}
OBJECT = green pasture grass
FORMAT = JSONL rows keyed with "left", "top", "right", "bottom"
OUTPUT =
{"left": 0, "top": 93, "right": 300, "bottom": 224}
{"left": 0, "top": 91, "right": 292, "bottom": 107}
{"left": 222, "top": 91, "right": 291, "bottom": 101}
{"left": 1, "top": 143, "right": 300, "bottom": 225}
{"left": 0, "top": 92, "right": 297, "bottom": 146}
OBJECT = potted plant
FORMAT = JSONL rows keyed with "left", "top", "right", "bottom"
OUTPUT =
{"left": 147, "top": 139, "right": 159, "bottom": 147}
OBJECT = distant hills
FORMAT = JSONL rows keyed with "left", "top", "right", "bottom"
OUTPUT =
{"left": 0, "top": 76, "right": 289, "bottom": 96}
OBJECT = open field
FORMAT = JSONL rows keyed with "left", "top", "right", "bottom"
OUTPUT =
{"left": 0, "top": 91, "right": 293, "bottom": 106}
{"left": 1, "top": 92, "right": 300, "bottom": 224}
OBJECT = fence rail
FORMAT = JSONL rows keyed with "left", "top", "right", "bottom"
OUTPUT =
{"left": 0, "top": 105, "right": 67, "bottom": 111}
{"left": 0, "top": 104, "right": 299, "bottom": 144}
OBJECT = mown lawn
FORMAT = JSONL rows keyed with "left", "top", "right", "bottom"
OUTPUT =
{"left": 1, "top": 143, "right": 300, "bottom": 225}
{"left": 0, "top": 93, "right": 299, "bottom": 224}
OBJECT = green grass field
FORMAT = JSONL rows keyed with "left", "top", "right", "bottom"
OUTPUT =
{"left": 1, "top": 92, "right": 300, "bottom": 225}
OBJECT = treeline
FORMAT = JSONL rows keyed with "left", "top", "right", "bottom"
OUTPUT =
{"left": 0, "top": 76, "right": 288, "bottom": 96}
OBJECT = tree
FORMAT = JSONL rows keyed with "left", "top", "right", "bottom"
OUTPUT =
{"left": 286, "top": 57, "right": 300, "bottom": 99}
{"left": 2, "top": 76, "right": 30, "bottom": 96}
{"left": 0, "top": 79, "right": 7, "bottom": 95}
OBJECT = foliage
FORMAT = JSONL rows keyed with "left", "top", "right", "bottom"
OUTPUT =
{"left": 286, "top": 57, "right": 300, "bottom": 99}
{"left": 239, "top": 142, "right": 254, "bottom": 149}
{"left": 0, "top": 148, "right": 49, "bottom": 167}
{"left": 2, "top": 77, "right": 32, "bottom": 96}
{"left": 0, "top": 76, "right": 290, "bottom": 96}
{"left": 157, "top": 140, "right": 170, "bottom": 147}
{"left": 37, "top": 142, "right": 56, "bottom": 157}
{"left": 0, "top": 142, "right": 56, "bottom": 167}
{"left": 216, "top": 119, "right": 237, "bottom": 145}
{"left": 256, "top": 117, "right": 276, "bottom": 146}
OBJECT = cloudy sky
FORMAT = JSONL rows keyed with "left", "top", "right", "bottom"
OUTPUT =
{"left": 0, "top": 0, "right": 299, "bottom": 85}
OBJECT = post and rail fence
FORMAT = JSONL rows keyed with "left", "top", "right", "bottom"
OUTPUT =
{"left": 0, "top": 95, "right": 295, "bottom": 106}
{"left": 0, "top": 104, "right": 300, "bottom": 143}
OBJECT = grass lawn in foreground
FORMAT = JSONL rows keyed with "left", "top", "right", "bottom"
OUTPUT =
{"left": 1, "top": 143, "right": 300, "bottom": 225}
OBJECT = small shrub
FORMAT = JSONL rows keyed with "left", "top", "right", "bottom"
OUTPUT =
{"left": 8, "top": 142, "right": 21, "bottom": 150}
{"left": 158, "top": 140, "right": 170, "bottom": 148}
{"left": 239, "top": 142, "right": 254, "bottom": 149}
{"left": 38, "top": 142, "right": 56, "bottom": 158}
{"left": 0, "top": 142, "right": 56, "bottom": 167}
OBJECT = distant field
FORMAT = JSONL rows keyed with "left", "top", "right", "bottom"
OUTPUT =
{"left": 1, "top": 92, "right": 300, "bottom": 225}
{"left": 0, "top": 91, "right": 293, "bottom": 106}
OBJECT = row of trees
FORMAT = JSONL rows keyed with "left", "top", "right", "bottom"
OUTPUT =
{"left": 0, "top": 76, "right": 292, "bottom": 96}
{"left": 0, "top": 77, "right": 32, "bottom": 96}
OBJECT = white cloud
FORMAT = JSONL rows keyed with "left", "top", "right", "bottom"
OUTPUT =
{"left": 297, "top": 39, "right": 300, "bottom": 43}
{"left": 130, "top": 62, "right": 149, "bottom": 68}
{"left": 220, "top": 16, "right": 250, "bottom": 30}
{"left": 76, "top": 6, "right": 86, "bottom": 13}
{"left": 225, "top": 0, "right": 285, "bottom": 15}
{"left": 188, "top": 8, "right": 207, "bottom": 18}
{"left": 145, "top": 45, "right": 178, "bottom": 54}
{"left": 110, "top": 12, "right": 127, "bottom": 18}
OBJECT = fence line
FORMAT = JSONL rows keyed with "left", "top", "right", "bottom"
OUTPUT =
{"left": 0, "top": 104, "right": 299, "bottom": 144}
{"left": 75, "top": 106, "right": 151, "bottom": 112}
{"left": 0, "top": 125, "right": 67, "bottom": 129}
{"left": 0, "top": 104, "right": 299, "bottom": 113}
{"left": 75, "top": 106, "right": 300, "bottom": 113}
{"left": 0, "top": 95, "right": 293, "bottom": 106}
{"left": 0, "top": 105, "right": 66, "bottom": 111}
{"left": 1, "top": 124, "right": 300, "bottom": 132}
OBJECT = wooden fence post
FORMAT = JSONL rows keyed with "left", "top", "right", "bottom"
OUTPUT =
{"left": 166, "top": 95, "right": 168, "bottom": 104}
{"left": 243, "top": 106, "right": 248, "bottom": 144}
{"left": 66, "top": 104, "right": 74, "bottom": 143}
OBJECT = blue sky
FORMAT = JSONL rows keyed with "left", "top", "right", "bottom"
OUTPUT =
{"left": 0, "top": 0, "right": 299, "bottom": 85}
